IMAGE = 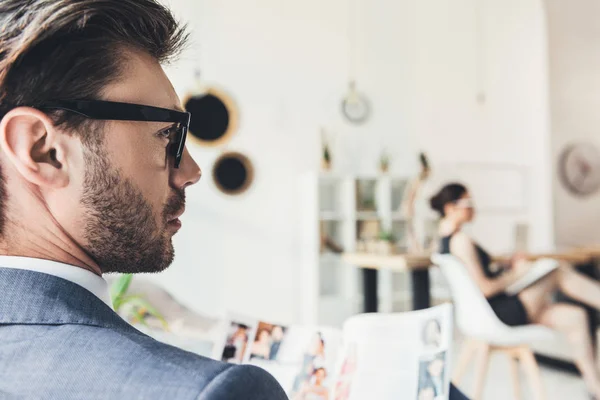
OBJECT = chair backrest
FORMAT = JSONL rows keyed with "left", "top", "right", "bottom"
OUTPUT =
{"left": 431, "top": 253, "right": 509, "bottom": 338}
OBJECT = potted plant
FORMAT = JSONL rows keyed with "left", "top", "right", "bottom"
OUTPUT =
{"left": 379, "top": 152, "right": 390, "bottom": 173}
{"left": 323, "top": 143, "right": 331, "bottom": 171}
{"left": 377, "top": 231, "right": 396, "bottom": 255}
{"left": 321, "top": 129, "right": 332, "bottom": 171}
{"left": 362, "top": 197, "right": 376, "bottom": 211}
{"left": 111, "top": 274, "right": 169, "bottom": 330}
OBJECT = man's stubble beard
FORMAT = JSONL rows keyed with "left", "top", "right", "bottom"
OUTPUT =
{"left": 80, "top": 142, "right": 182, "bottom": 274}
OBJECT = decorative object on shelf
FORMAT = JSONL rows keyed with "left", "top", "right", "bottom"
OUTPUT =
{"left": 110, "top": 274, "right": 168, "bottom": 330}
{"left": 321, "top": 236, "right": 344, "bottom": 254}
{"left": 357, "top": 220, "right": 380, "bottom": 240}
{"left": 320, "top": 221, "right": 344, "bottom": 254}
{"left": 321, "top": 129, "right": 332, "bottom": 171}
{"left": 341, "top": 81, "right": 370, "bottom": 124}
{"left": 377, "top": 230, "right": 396, "bottom": 255}
{"left": 514, "top": 222, "right": 529, "bottom": 253}
{"left": 183, "top": 70, "right": 239, "bottom": 147}
{"left": 360, "top": 197, "right": 376, "bottom": 212}
{"left": 379, "top": 151, "right": 390, "bottom": 173}
{"left": 557, "top": 142, "right": 600, "bottom": 197}
{"left": 399, "top": 152, "right": 432, "bottom": 252}
{"left": 212, "top": 151, "right": 254, "bottom": 196}
{"left": 356, "top": 179, "right": 377, "bottom": 211}
{"left": 357, "top": 219, "right": 381, "bottom": 253}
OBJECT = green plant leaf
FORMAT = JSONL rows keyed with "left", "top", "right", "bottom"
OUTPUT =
{"left": 124, "top": 297, "right": 169, "bottom": 330}
{"left": 115, "top": 294, "right": 144, "bottom": 309}
{"left": 110, "top": 274, "right": 133, "bottom": 304}
{"left": 378, "top": 231, "right": 395, "bottom": 242}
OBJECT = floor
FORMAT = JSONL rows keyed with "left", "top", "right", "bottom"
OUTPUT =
{"left": 454, "top": 350, "right": 589, "bottom": 400}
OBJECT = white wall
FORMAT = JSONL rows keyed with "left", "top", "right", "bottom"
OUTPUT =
{"left": 413, "top": 0, "right": 553, "bottom": 253}
{"left": 546, "top": 0, "right": 600, "bottom": 246}
{"left": 146, "top": 0, "right": 552, "bottom": 323}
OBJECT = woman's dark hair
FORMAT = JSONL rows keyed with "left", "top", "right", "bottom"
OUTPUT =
{"left": 429, "top": 183, "right": 467, "bottom": 217}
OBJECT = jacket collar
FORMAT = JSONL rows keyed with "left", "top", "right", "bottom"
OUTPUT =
{"left": 0, "top": 256, "right": 112, "bottom": 308}
{"left": 0, "top": 267, "right": 130, "bottom": 330}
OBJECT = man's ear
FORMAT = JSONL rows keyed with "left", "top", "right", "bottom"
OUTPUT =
{"left": 0, "top": 107, "right": 71, "bottom": 189}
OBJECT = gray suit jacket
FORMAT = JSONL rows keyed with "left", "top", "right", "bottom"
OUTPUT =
{"left": 0, "top": 267, "right": 288, "bottom": 400}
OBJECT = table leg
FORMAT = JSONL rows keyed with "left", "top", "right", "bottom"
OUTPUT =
{"left": 362, "top": 268, "right": 378, "bottom": 313}
{"left": 412, "top": 269, "right": 431, "bottom": 310}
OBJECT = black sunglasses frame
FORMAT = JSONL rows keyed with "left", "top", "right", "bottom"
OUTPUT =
{"left": 39, "top": 100, "right": 191, "bottom": 168}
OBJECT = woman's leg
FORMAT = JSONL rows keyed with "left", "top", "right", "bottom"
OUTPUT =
{"left": 517, "top": 270, "right": 560, "bottom": 321}
{"left": 536, "top": 303, "right": 600, "bottom": 396}
{"left": 556, "top": 266, "right": 600, "bottom": 310}
{"left": 516, "top": 260, "right": 600, "bottom": 320}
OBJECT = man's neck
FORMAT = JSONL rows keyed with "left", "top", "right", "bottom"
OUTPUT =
{"left": 0, "top": 223, "right": 102, "bottom": 276}
{"left": 0, "top": 175, "right": 103, "bottom": 276}
{"left": 0, "top": 251, "right": 101, "bottom": 276}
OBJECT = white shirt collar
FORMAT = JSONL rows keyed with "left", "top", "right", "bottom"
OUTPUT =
{"left": 0, "top": 256, "right": 113, "bottom": 309}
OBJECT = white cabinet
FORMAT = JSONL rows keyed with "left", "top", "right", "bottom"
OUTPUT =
{"left": 298, "top": 172, "right": 440, "bottom": 326}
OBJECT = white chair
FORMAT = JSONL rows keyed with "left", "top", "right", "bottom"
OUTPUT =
{"left": 431, "top": 253, "right": 562, "bottom": 400}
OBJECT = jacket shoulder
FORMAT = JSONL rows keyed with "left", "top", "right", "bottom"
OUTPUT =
{"left": 80, "top": 325, "right": 287, "bottom": 398}
{"left": 197, "top": 364, "right": 288, "bottom": 400}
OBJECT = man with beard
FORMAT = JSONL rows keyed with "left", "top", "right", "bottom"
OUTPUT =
{"left": 0, "top": 1, "right": 287, "bottom": 399}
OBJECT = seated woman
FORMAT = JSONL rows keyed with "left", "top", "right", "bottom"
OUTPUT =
{"left": 431, "top": 183, "right": 600, "bottom": 398}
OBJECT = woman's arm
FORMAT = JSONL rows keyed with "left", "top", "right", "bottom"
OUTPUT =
{"left": 449, "top": 232, "right": 523, "bottom": 297}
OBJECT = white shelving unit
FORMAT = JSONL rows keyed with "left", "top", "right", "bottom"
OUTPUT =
{"left": 298, "top": 172, "right": 440, "bottom": 327}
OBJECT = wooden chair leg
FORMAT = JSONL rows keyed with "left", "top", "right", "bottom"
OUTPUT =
{"left": 509, "top": 352, "right": 522, "bottom": 400}
{"left": 519, "top": 348, "right": 545, "bottom": 400}
{"left": 473, "top": 343, "right": 491, "bottom": 400}
{"left": 453, "top": 339, "right": 478, "bottom": 385}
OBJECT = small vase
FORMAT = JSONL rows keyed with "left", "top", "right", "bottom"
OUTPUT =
{"left": 322, "top": 159, "right": 331, "bottom": 171}
{"left": 378, "top": 240, "right": 393, "bottom": 255}
{"left": 366, "top": 239, "right": 378, "bottom": 253}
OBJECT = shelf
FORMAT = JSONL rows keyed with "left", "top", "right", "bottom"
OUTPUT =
{"left": 319, "top": 211, "right": 345, "bottom": 221}
{"left": 319, "top": 253, "right": 343, "bottom": 262}
{"left": 356, "top": 211, "right": 379, "bottom": 220}
{"left": 318, "top": 173, "right": 346, "bottom": 181}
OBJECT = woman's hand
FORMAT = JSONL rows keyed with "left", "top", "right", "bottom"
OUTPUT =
{"left": 505, "top": 252, "right": 532, "bottom": 279}
{"left": 510, "top": 252, "right": 529, "bottom": 268}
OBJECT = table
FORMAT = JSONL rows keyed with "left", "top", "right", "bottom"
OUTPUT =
{"left": 342, "top": 253, "right": 432, "bottom": 312}
{"left": 343, "top": 250, "right": 592, "bottom": 313}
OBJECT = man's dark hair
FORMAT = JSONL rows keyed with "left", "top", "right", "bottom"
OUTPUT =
{"left": 0, "top": 0, "right": 189, "bottom": 235}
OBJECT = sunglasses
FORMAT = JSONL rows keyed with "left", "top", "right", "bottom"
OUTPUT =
{"left": 39, "top": 100, "right": 191, "bottom": 168}
{"left": 454, "top": 198, "right": 474, "bottom": 209}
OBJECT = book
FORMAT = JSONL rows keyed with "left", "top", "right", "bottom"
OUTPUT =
{"left": 212, "top": 304, "right": 454, "bottom": 400}
{"left": 505, "top": 258, "right": 559, "bottom": 296}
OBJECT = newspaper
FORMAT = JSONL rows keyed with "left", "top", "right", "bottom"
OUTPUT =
{"left": 212, "top": 304, "right": 453, "bottom": 400}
